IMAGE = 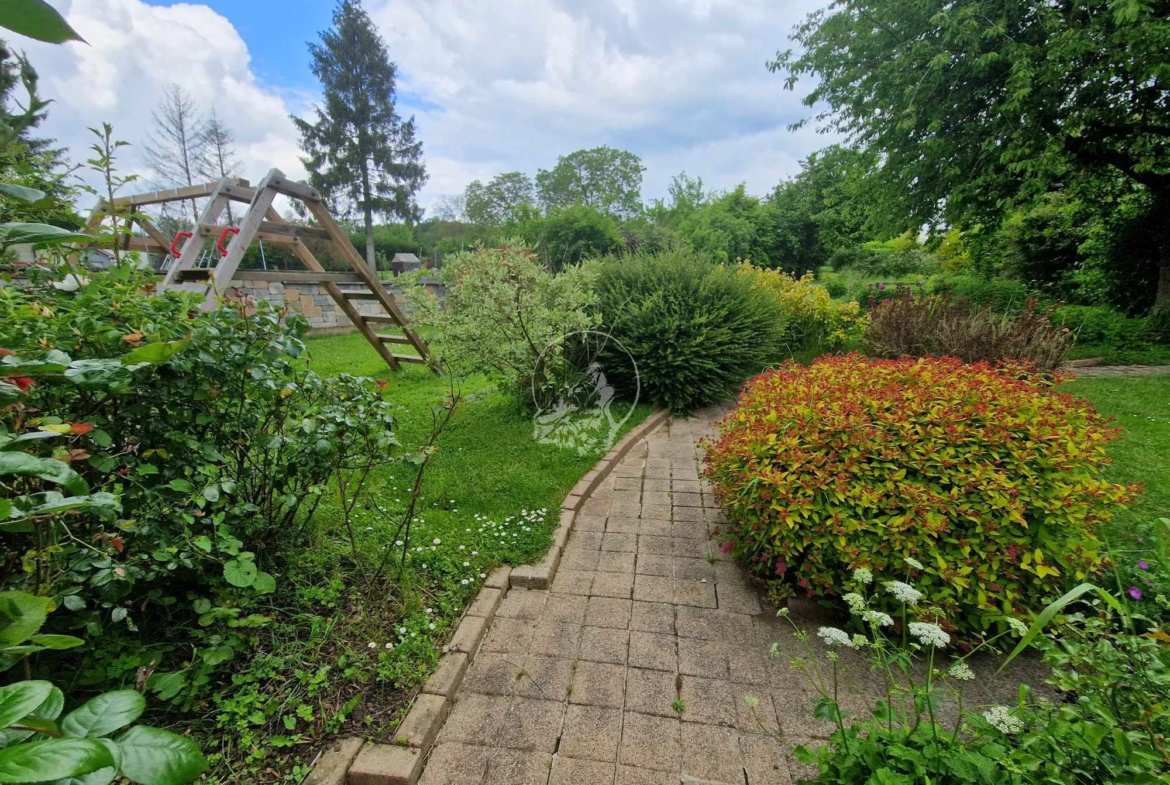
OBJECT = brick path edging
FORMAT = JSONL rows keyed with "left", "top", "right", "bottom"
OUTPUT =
{"left": 304, "top": 409, "right": 671, "bottom": 785}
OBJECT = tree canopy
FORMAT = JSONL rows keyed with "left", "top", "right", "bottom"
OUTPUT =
{"left": 536, "top": 146, "right": 645, "bottom": 219}
{"left": 464, "top": 171, "right": 534, "bottom": 226}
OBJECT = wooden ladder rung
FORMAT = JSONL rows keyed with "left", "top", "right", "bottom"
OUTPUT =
{"left": 364, "top": 314, "right": 399, "bottom": 323}
{"left": 391, "top": 354, "right": 427, "bottom": 365}
{"left": 176, "top": 269, "right": 212, "bottom": 282}
{"left": 341, "top": 291, "right": 379, "bottom": 300}
{"left": 375, "top": 334, "right": 411, "bottom": 345}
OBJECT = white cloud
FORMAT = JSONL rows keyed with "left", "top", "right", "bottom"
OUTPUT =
{"left": 15, "top": 0, "right": 306, "bottom": 211}
{"left": 13, "top": 0, "right": 837, "bottom": 218}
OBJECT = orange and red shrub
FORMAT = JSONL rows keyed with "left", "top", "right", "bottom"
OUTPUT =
{"left": 703, "top": 354, "right": 1135, "bottom": 632}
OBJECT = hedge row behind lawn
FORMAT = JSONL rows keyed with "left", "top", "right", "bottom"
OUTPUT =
{"left": 704, "top": 354, "right": 1135, "bottom": 635}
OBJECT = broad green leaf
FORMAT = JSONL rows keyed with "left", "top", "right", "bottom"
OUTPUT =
{"left": 0, "top": 0, "right": 85, "bottom": 43}
{"left": 0, "top": 223, "right": 91, "bottom": 247}
{"left": 251, "top": 572, "right": 276, "bottom": 594}
{"left": 0, "top": 183, "right": 46, "bottom": 202}
{"left": 62, "top": 360, "right": 132, "bottom": 391}
{"left": 120, "top": 341, "right": 186, "bottom": 367}
{"left": 0, "top": 685, "right": 64, "bottom": 746}
{"left": 116, "top": 726, "right": 207, "bottom": 785}
{"left": 999, "top": 582, "right": 1125, "bottom": 671}
{"left": 144, "top": 672, "right": 185, "bottom": 703}
{"left": 29, "top": 634, "right": 84, "bottom": 651}
{"left": 0, "top": 431, "right": 64, "bottom": 450}
{"left": 0, "top": 453, "right": 87, "bottom": 495}
{"left": 61, "top": 691, "right": 145, "bottom": 739}
{"left": 8, "top": 492, "right": 121, "bottom": 521}
{"left": 1, "top": 350, "right": 71, "bottom": 374}
{"left": 222, "top": 558, "right": 256, "bottom": 588}
{"left": 0, "top": 592, "right": 52, "bottom": 646}
{"left": 0, "top": 681, "right": 54, "bottom": 728}
{"left": 0, "top": 498, "right": 9, "bottom": 519}
{"left": 49, "top": 767, "right": 116, "bottom": 785}
{"left": 0, "top": 738, "right": 114, "bottom": 783}
{"left": 0, "top": 380, "right": 22, "bottom": 403}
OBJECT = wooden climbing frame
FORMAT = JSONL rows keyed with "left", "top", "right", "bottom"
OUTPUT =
{"left": 83, "top": 170, "right": 432, "bottom": 373}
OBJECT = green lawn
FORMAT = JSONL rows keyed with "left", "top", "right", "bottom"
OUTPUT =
{"left": 1061, "top": 375, "right": 1170, "bottom": 598}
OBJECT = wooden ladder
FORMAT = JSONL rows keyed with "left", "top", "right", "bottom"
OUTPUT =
{"left": 148, "top": 169, "right": 431, "bottom": 372}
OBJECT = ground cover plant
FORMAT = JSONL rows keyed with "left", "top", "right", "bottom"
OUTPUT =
{"left": 704, "top": 355, "right": 1134, "bottom": 635}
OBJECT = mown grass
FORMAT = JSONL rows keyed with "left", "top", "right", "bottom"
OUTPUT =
{"left": 1061, "top": 375, "right": 1170, "bottom": 603}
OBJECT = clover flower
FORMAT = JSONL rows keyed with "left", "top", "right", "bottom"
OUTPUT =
{"left": 909, "top": 622, "right": 950, "bottom": 648}
{"left": 947, "top": 661, "right": 975, "bottom": 681}
{"left": 883, "top": 581, "right": 923, "bottom": 606}
{"left": 817, "top": 627, "right": 855, "bottom": 649}
{"left": 984, "top": 705, "right": 1023, "bottom": 734}
{"left": 843, "top": 592, "right": 867, "bottom": 615}
{"left": 903, "top": 557, "right": 925, "bottom": 571}
{"left": 852, "top": 567, "right": 874, "bottom": 585}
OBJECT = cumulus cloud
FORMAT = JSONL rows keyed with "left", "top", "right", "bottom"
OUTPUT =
{"left": 16, "top": 0, "right": 307, "bottom": 207}
{"left": 14, "top": 0, "right": 837, "bottom": 216}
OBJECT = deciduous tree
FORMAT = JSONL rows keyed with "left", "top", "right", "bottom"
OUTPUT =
{"left": 772, "top": 0, "right": 1170, "bottom": 308}
{"left": 536, "top": 146, "right": 644, "bottom": 219}
{"left": 293, "top": 0, "right": 427, "bottom": 272}
{"left": 464, "top": 171, "right": 533, "bottom": 226}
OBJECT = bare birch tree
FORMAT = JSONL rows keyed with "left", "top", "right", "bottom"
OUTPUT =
{"left": 143, "top": 84, "right": 206, "bottom": 225}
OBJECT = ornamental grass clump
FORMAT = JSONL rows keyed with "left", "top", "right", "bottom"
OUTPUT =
{"left": 704, "top": 354, "right": 1134, "bottom": 634}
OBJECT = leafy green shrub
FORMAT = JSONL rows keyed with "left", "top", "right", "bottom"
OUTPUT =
{"left": 735, "top": 262, "right": 863, "bottom": 353}
{"left": 704, "top": 355, "right": 1132, "bottom": 633}
{"left": 2, "top": 266, "right": 400, "bottom": 702}
{"left": 928, "top": 275, "right": 1029, "bottom": 312}
{"left": 1050, "top": 305, "right": 1157, "bottom": 349}
{"left": 540, "top": 203, "right": 625, "bottom": 269}
{"left": 0, "top": 590, "right": 207, "bottom": 784}
{"left": 864, "top": 289, "right": 1073, "bottom": 372}
{"left": 406, "top": 241, "right": 600, "bottom": 403}
{"left": 594, "top": 248, "right": 786, "bottom": 414}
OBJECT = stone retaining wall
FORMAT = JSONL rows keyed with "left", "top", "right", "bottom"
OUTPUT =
{"left": 228, "top": 277, "right": 446, "bottom": 333}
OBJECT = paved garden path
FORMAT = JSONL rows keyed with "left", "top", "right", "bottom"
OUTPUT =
{"left": 1067, "top": 364, "right": 1170, "bottom": 378}
{"left": 418, "top": 406, "right": 1044, "bottom": 785}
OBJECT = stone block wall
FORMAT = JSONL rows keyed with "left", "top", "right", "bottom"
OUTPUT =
{"left": 228, "top": 277, "right": 445, "bottom": 333}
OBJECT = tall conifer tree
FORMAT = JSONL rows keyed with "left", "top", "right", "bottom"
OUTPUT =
{"left": 293, "top": 0, "right": 427, "bottom": 271}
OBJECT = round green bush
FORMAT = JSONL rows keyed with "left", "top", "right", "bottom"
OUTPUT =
{"left": 594, "top": 248, "right": 785, "bottom": 414}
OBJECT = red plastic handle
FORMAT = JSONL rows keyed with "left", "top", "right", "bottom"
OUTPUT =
{"left": 169, "top": 231, "right": 193, "bottom": 257}
{"left": 216, "top": 227, "right": 240, "bottom": 257}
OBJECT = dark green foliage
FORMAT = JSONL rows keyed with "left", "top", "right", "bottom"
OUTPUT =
{"left": 1050, "top": 305, "right": 1159, "bottom": 349}
{"left": 292, "top": 0, "right": 427, "bottom": 269}
{"left": 535, "top": 146, "right": 644, "bottom": 219}
{"left": 676, "top": 185, "right": 780, "bottom": 268}
{"left": 928, "top": 276, "right": 1030, "bottom": 313}
{"left": 999, "top": 193, "right": 1087, "bottom": 298}
{"left": 594, "top": 248, "right": 786, "bottom": 414}
{"left": 541, "top": 203, "right": 624, "bottom": 269}
{"left": 464, "top": 171, "right": 534, "bottom": 226}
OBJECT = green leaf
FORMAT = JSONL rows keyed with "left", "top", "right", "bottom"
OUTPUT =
{"left": 50, "top": 767, "right": 117, "bottom": 785}
{"left": 0, "top": 680, "right": 54, "bottom": 728}
{"left": 0, "top": 183, "right": 47, "bottom": 202}
{"left": 0, "top": 685, "right": 63, "bottom": 746}
{"left": 0, "top": 453, "right": 87, "bottom": 495}
{"left": 120, "top": 341, "right": 186, "bottom": 367}
{"left": 0, "top": 738, "right": 115, "bottom": 783}
{"left": 0, "top": 498, "right": 9, "bottom": 519}
{"left": 165, "top": 479, "right": 192, "bottom": 493}
{"left": 251, "top": 572, "right": 276, "bottom": 594}
{"left": 61, "top": 691, "right": 145, "bottom": 739}
{"left": 144, "top": 672, "right": 185, "bottom": 703}
{"left": 222, "top": 558, "right": 256, "bottom": 588}
{"left": 29, "top": 634, "right": 84, "bottom": 651}
{"left": 0, "top": 592, "right": 52, "bottom": 646}
{"left": 62, "top": 360, "right": 132, "bottom": 391}
{"left": 201, "top": 483, "right": 219, "bottom": 503}
{"left": 0, "top": 223, "right": 91, "bottom": 247}
{"left": 0, "top": 0, "right": 86, "bottom": 44}
{"left": 999, "top": 582, "right": 1125, "bottom": 671}
{"left": 8, "top": 492, "right": 121, "bottom": 521}
{"left": 0, "top": 431, "right": 64, "bottom": 450}
{"left": 116, "top": 726, "right": 207, "bottom": 785}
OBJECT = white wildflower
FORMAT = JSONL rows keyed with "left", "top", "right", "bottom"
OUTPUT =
{"left": 863, "top": 610, "right": 894, "bottom": 628}
{"left": 395, "top": 540, "right": 404, "bottom": 547}
{"left": 852, "top": 567, "right": 874, "bottom": 585}
{"left": 843, "top": 593, "right": 867, "bottom": 615}
{"left": 883, "top": 581, "right": 923, "bottom": 606}
{"left": 817, "top": 627, "right": 855, "bottom": 649}
{"left": 947, "top": 661, "right": 975, "bottom": 681}
{"left": 1006, "top": 618, "right": 1029, "bottom": 636}
{"left": 384, "top": 642, "right": 393, "bottom": 650}
{"left": 908, "top": 622, "right": 950, "bottom": 648}
{"left": 428, "top": 623, "right": 436, "bottom": 631}
{"left": 984, "top": 705, "right": 1024, "bottom": 734}
{"left": 367, "top": 641, "right": 376, "bottom": 649}
{"left": 461, "top": 579, "right": 469, "bottom": 585}
{"left": 904, "top": 557, "right": 925, "bottom": 571}
{"left": 432, "top": 538, "right": 441, "bottom": 545}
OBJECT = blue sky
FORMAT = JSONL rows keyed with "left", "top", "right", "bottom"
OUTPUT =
{"left": 27, "top": 0, "right": 836, "bottom": 213}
